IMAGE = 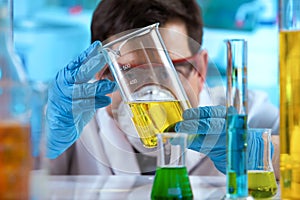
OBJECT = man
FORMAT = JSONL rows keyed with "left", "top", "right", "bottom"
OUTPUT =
{"left": 47, "top": 0, "right": 279, "bottom": 178}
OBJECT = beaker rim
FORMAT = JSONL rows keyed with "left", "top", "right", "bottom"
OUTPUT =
{"left": 102, "top": 23, "right": 159, "bottom": 48}
{"left": 224, "top": 38, "right": 247, "bottom": 43}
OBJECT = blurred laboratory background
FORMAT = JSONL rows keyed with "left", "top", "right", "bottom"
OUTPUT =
{"left": 13, "top": 0, "right": 279, "bottom": 106}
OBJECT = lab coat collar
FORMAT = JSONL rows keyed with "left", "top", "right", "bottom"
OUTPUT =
{"left": 96, "top": 108, "right": 141, "bottom": 175}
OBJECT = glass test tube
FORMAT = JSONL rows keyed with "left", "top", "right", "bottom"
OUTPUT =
{"left": 279, "top": 0, "right": 300, "bottom": 198}
{"left": 225, "top": 39, "right": 248, "bottom": 199}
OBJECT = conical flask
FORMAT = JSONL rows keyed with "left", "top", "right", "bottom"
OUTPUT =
{"left": 151, "top": 133, "right": 193, "bottom": 200}
{"left": 247, "top": 128, "right": 278, "bottom": 198}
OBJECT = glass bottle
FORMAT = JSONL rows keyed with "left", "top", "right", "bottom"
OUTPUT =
{"left": 279, "top": 0, "right": 300, "bottom": 198}
{"left": 0, "top": 0, "right": 33, "bottom": 199}
{"left": 225, "top": 39, "right": 249, "bottom": 199}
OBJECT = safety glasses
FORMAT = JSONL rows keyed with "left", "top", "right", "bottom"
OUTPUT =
{"left": 172, "top": 51, "right": 202, "bottom": 78}
{"left": 97, "top": 51, "right": 202, "bottom": 80}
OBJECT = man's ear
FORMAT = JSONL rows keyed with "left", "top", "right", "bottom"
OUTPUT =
{"left": 199, "top": 49, "right": 208, "bottom": 79}
{"left": 197, "top": 49, "right": 208, "bottom": 92}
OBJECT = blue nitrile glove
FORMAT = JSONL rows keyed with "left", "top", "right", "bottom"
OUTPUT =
{"left": 46, "top": 41, "right": 117, "bottom": 159}
{"left": 175, "top": 105, "right": 273, "bottom": 174}
{"left": 247, "top": 129, "right": 274, "bottom": 170}
{"left": 175, "top": 105, "right": 227, "bottom": 174}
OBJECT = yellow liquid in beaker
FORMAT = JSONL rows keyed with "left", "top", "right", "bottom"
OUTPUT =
{"left": 279, "top": 30, "right": 300, "bottom": 199}
{"left": 248, "top": 170, "right": 277, "bottom": 198}
{"left": 127, "top": 100, "right": 187, "bottom": 147}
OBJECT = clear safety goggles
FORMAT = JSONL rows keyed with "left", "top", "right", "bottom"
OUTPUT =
{"left": 97, "top": 50, "right": 203, "bottom": 81}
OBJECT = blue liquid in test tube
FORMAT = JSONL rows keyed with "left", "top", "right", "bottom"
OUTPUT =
{"left": 227, "top": 114, "right": 248, "bottom": 197}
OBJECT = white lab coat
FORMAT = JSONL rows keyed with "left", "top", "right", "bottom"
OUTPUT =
{"left": 49, "top": 86, "right": 279, "bottom": 176}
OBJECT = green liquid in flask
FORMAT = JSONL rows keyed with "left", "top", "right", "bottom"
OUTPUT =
{"left": 151, "top": 166, "right": 193, "bottom": 200}
{"left": 248, "top": 170, "right": 278, "bottom": 198}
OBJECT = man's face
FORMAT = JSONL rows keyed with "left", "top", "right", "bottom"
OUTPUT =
{"left": 161, "top": 20, "right": 208, "bottom": 107}
{"left": 105, "top": 20, "right": 208, "bottom": 117}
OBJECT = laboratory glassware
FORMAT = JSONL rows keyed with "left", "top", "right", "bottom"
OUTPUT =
{"left": 247, "top": 128, "right": 277, "bottom": 199}
{"left": 151, "top": 132, "right": 193, "bottom": 200}
{"left": 279, "top": 0, "right": 300, "bottom": 198}
{"left": 102, "top": 23, "right": 191, "bottom": 148}
{"left": 0, "top": 0, "right": 48, "bottom": 199}
{"left": 225, "top": 39, "right": 249, "bottom": 199}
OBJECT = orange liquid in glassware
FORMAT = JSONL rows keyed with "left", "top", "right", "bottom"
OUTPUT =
{"left": 0, "top": 122, "right": 32, "bottom": 199}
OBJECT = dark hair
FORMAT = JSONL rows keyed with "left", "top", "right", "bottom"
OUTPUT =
{"left": 91, "top": 0, "right": 203, "bottom": 52}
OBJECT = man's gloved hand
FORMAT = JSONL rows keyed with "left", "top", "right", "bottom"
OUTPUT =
{"left": 175, "top": 105, "right": 273, "bottom": 174}
{"left": 247, "top": 129, "right": 274, "bottom": 170}
{"left": 46, "top": 41, "right": 117, "bottom": 159}
{"left": 175, "top": 105, "right": 227, "bottom": 173}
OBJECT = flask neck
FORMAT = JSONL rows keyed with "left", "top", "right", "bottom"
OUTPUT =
{"left": 0, "top": 0, "right": 27, "bottom": 83}
{"left": 0, "top": 0, "right": 13, "bottom": 49}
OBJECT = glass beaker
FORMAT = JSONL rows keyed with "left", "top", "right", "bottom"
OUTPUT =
{"left": 247, "top": 128, "right": 277, "bottom": 199}
{"left": 0, "top": 83, "right": 48, "bottom": 199}
{"left": 102, "top": 23, "right": 191, "bottom": 148}
{"left": 0, "top": 84, "right": 32, "bottom": 199}
{"left": 151, "top": 133, "right": 193, "bottom": 200}
{"left": 279, "top": 0, "right": 300, "bottom": 198}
